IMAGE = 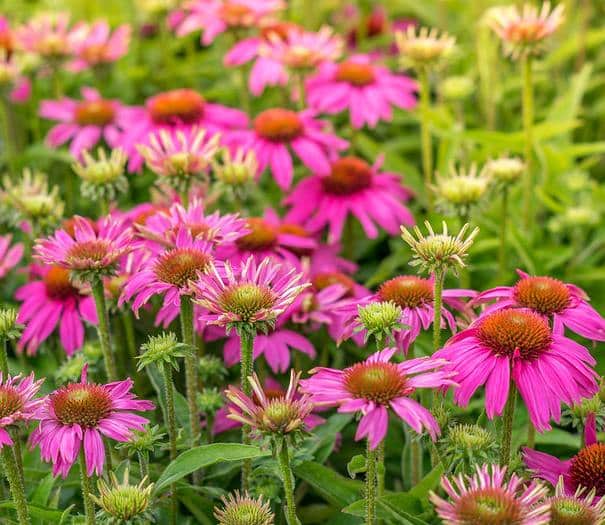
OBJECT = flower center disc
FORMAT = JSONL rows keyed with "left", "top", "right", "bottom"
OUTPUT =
{"left": 219, "top": 2, "right": 254, "bottom": 27}
{"left": 344, "top": 362, "right": 407, "bottom": 404}
{"left": 322, "top": 157, "right": 373, "bottom": 195}
{"left": 264, "top": 398, "right": 301, "bottom": 432}
{"left": 66, "top": 240, "right": 110, "bottom": 265}
{"left": 550, "top": 497, "right": 596, "bottom": 525}
{"left": 378, "top": 276, "right": 433, "bottom": 309}
{"left": 0, "top": 386, "right": 23, "bottom": 419}
{"left": 260, "top": 22, "right": 299, "bottom": 41}
{"left": 44, "top": 265, "right": 78, "bottom": 299}
{"left": 570, "top": 443, "right": 605, "bottom": 497}
{"left": 154, "top": 248, "right": 212, "bottom": 288}
{"left": 312, "top": 272, "right": 356, "bottom": 297}
{"left": 74, "top": 100, "right": 116, "bottom": 126}
{"left": 220, "top": 283, "right": 276, "bottom": 321}
{"left": 147, "top": 89, "right": 205, "bottom": 125}
{"left": 335, "top": 61, "right": 376, "bottom": 86}
{"left": 236, "top": 218, "right": 278, "bottom": 251}
{"left": 455, "top": 488, "right": 522, "bottom": 525}
{"left": 513, "top": 276, "right": 571, "bottom": 315}
{"left": 253, "top": 109, "right": 303, "bottom": 142}
{"left": 52, "top": 384, "right": 112, "bottom": 427}
{"left": 81, "top": 43, "right": 108, "bottom": 64}
{"left": 477, "top": 309, "right": 552, "bottom": 360}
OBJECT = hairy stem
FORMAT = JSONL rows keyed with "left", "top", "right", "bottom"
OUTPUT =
{"left": 499, "top": 377, "right": 517, "bottom": 467}
{"left": 239, "top": 330, "right": 255, "bottom": 491}
{"left": 163, "top": 363, "right": 178, "bottom": 525}
{"left": 432, "top": 269, "right": 444, "bottom": 352}
{"left": 1, "top": 445, "right": 30, "bottom": 525}
{"left": 276, "top": 438, "right": 300, "bottom": 525}
{"left": 78, "top": 449, "right": 96, "bottom": 525}
{"left": 366, "top": 441, "right": 377, "bottom": 525}
{"left": 498, "top": 188, "right": 509, "bottom": 280}
{"left": 521, "top": 55, "right": 534, "bottom": 230}
{"left": 91, "top": 278, "right": 117, "bottom": 381}
{"left": 179, "top": 295, "right": 200, "bottom": 448}
{"left": 418, "top": 68, "right": 433, "bottom": 211}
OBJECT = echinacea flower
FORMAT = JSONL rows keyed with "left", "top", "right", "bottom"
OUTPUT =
{"left": 16, "top": 265, "right": 98, "bottom": 355}
{"left": 0, "top": 234, "right": 23, "bottom": 279}
{"left": 474, "top": 270, "right": 605, "bottom": 342}
{"left": 212, "top": 147, "right": 259, "bottom": 188}
{"left": 433, "top": 164, "right": 490, "bottom": 216}
{"left": 72, "top": 148, "right": 128, "bottom": 203}
{"left": 430, "top": 464, "right": 550, "bottom": 525}
{"left": 395, "top": 26, "right": 456, "bottom": 69}
{"left": 14, "top": 12, "right": 74, "bottom": 59}
{"left": 306, "top": 54, "right": 417, "bottom": 129}
{"left": 214, "top": 491, "right": 274, "bottom": 525}
{"left": 35, "top": 215, "right": 132, "bottom": 278}
{"left": 194, "top": 256, "right": 309, "bottom": 332}
{"left": 30, "top": 366, "right": 154, "bottom": 477}
{"left": 39, "top": 87, "right": 127, "bottom": 158}
{"left": 483, "top": 156, "right": 525, "bottom": 185}
{"left": 68, "top": 20, "right": 131, "bottom": 71}
{"left": 230, "top": 108, "right": 348, "bottom": 190}
{"left": 225, "top": 370, "right": 313, "bottom": 437}
{"left": 174, "top": 0, "right": 285, "bottom": 45}
{"left": 524, "top": 414, "right": 605, "bottom": 498}
{"left": 301, "top": 348, "right": 456, "bottom": 449}
{"left": 487, "top": 2, "right": 565, "bottom": 59}
{"left": 0, "top": 372, "right": 44, "bottom": 447}
{"left": 285, "top": 155, "right": 414, "bottom": 241}
{"left": 547, "top": 478, "right": 605, "bottom": 524}
{"left": 435, "top": 308, "right": 599, "bottom": 432}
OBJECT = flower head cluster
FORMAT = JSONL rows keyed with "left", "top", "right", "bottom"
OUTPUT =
{"left": 72, "top": 148, "right": 128, "bottom": 202}
{"left": 214, "top": 490, "right": 274, "bottom": 525}
{"left": 0, "top": 372, "right": 44, "bottom": 447}
{"left": 483, "top": 156, "right": 525, "bottom": 186}
{"left": 68, "top": 20, "right": 131, "bottom": 71}
{"left": 433, "top": 164, "right": 490, "bottom": 217}
{"left": 137, "top": 332, "right": 194, "bottom": 371}
{"left": 395, "top": 26, "right": 455, "bottom": 69}
{"left": 0, "top": 306, "right": 22, "bottom": 340}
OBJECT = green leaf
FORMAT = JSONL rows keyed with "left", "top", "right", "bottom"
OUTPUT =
{"left": 293, "top": 461, "right": 362, "bottom": 508}
{"left": 0, "top": 501, "right": 72, "bottom": 521}
{"left": 154, "top": 444, "right": 270, "bottom": 493}
{"left": 347, "top": 454, "right": 367, "bottom": 479}
{"left": 407, "top": 465, "right": 444, "bottom": 499}
{"left": 30, "top": 473, "right": 56, "bottom": 506}
{"left": 343, "top": 493, "right": 426, "bottom": 524}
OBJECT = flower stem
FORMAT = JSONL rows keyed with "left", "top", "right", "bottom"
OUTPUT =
{"left": 91, "top": 278, "right": 117, "bottom": 381}
{"left": 78, "top": 449, "right": 96, "bottom": 525}
{"left": 418, "top": 68, "right": 433, "bottom": 211}
{"left": 1, "top": 445, "right": 30, "bottom": 525}
{"left": 366, "top": 440, "right": 377, "bottom": 525}
{"left": 276, "top": 438, "right": 300, "bottom": 525}
{"left": 526, "top": 422, "right": 535, "bottom": 449}
{"left": 410, "top": 437, "right": 421, "bottom": 486}
{"left": 376, "top": 442, "right": 385, "bottom": 498}
{"left": 179, "top": 295, "right": 200, "bottom": 448}
{"left": 239, "top": 330, "right": 255, "bottom": 491}
{"left": 0, "top": 337, "right": 9, "bottom": 376}
{"left": 137, "top": 451, "right": 149, "bottom": 480}
{"left": 498, "top": 187, "right": 508, "bottom": 280}
{"left": 121, "top": 310, "right": 137, "bottom": 361}
{"left": 521, "top": 55, "right": 534, "bottom": 231}
{"left": 432, "top": 269, "right": 444, "bottom": 352}
{"left": 163, "top": 363, "right": 178, "bottom": 525}
{"left": 499, "top": 378, "right": 517, "bottom": 467}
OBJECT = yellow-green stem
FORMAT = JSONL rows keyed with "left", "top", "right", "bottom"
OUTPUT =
{"left": 1, "top": 445, "right": 30, "bottom": 525}
{"left": 239, "top": 330, "right": 255, "bottom": 491}
{"left": 499, "top": 377, "right": 517, "bottom": 467}
{"left": 418, "top": 68, "right": 433, "bottom": 211}
{"left": 366, "top": 441, "right": 377, "bottom": 525}
{"left": 163, "top": 363, "right": 178, "bottom": 525}
{"left": 179, "top": 296, "right": 200, "bottom": 448}
{"left": 498, "top": 188, "right": 509, "bottom": 279}
{"left": 432, "top": 269, "right": 444, "bottom": 352}
{"left": 91, "top": 278, "right": 117, "bottom": 381}
{"left": 521, "top": 55, "right": 534, "bottom": 230}
{"left": 276, "top": 438, "right": 300, "bottom": 525}
{"left": 78, "top": 449, "right": 96, "bottom": 525}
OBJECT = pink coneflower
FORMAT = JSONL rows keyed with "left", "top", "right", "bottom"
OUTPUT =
{"left": 0, "top": 234, "right": 23, "bottom": 279}
{"left": 68, "top": 20, "right": 131, "bottom": 72}
{"left": 194, "top": 256, "right": 309, "bottom": 329}
{"left": 301, "top": 348, "right": 456, "bottom": 449}
{"left": 174, "top": 0, "right": 285, "bottom": 45}
{"left": 430, "top": 464, "right": 550, "bottom": 525}
{"left": 120, "top": 227, "right": 214, "bottom": 319}
{"left": 16, "top": 265, "right": 98, "bottom": 355}
{"left": 119, "top": 88, "right": 247, "bottom": 171}
{"left": 0, "top": 373, "right": 44, "bottom": 447}
{"left": 39, "top": 87, "right": 127, "bottom": 158}
{"left": 35, "top": 215, "right": 132, "bottom": 276}
{"left": 306, "top": 54, "right": 417, "bottom": 128}
{"left": 434, "top": 308, "right": 599, "bottom": 432}
{"left": 523, "top": 413, "right": 605, "bottom": 497}
{"left": 30, "top": 367, "right": 153, "bottom": 477}
{"left": 230, "top": 108, "right": 348, "bottom": 190}
{"left": 216, "top": 209, "right": 316, "bottom": 267}
{"left": 338, "top": 275, "right": 475, "bottom": 352}
{"left": 14, "top": 12, "right": 74, "bottom": 59}
{"left": 474, "top": 269, "right": 605, "bottom": 342}
{"left": 285, "top": 155, "right": 414, "bottom": 241}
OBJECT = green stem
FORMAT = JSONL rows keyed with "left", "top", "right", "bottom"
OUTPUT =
{"left": 0, "top": 337, "right": 8, "bottom": 376}
{"left": 527, "top": 422, "right": 536, "bottom": 449}
{"left": 137, "top": 451, "right": 149, "bottom": 480}
{"left": 121, "top": 311, "right": 137, "bottom": 362}
{"left": 521, "top": 55, "right": 534, "bottom": 230}
{"left": 432, "top": 269, "right": 444, "bottom": 352}
{"left": 376, "top": 442, "right": 385, "bottom": 498}
{"left": 499, "top": 377, "right": 517, "bottom": 467}
{"left": 239, "top": 330, "right": 255, "bottom": 491}
{"left": 91, "top": 278, "right": 117, "bottom": 381}
{"left": 179, "top": 295, "right": 200, "bottom": 448}
{"left": 0, "top": 97, "right": 17, "bottom": 175}
{"left": 78, "top": 449, "right": 96, "bottom": 525}
{"left": 276, "top": 438, "right": 300, "bottom": 525}
{"left": 418, "top": 68, "right": 433, "bottom": 211}
{"left": 410, "top": 438, "right": 421, "bottom": 486}
{"left": 498, "top": 188, "right": 509, "bottom": 280}
{"left": 366, "top": 441, "right": 377, "bottom": 525}
{"left": 163, "top": 363, "right": 178, "bottom": 525}
{"left": 1, "top": 446, "right": 30, "bottom": 525}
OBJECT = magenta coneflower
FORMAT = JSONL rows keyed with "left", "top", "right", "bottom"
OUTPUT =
{"left": 230, "top": 108, "right": 348, "bottom": 190}
{"left": 30, "top": 366, "right": 153, "bottom": 477}
{"left": 306, "top": 54, "right": 417, "bottom": 129}
{"left": 16, "top": 265, "right": 98, "bottom": 356}
{"left": 435, "top": 308, "right": 598, "bottom": 432}
{"left": 0, "top": 373, "right": 44, "bottom": 447}
{"left": 35, "top": 215, "right": 132, "bottom": 276}
{"left": 339, "top": 275, "right": 475, "bottom": 352}
{"left": 120, "top": 88, "right": 248, "bottom": 171}
{"left": 174, "top": 0, "right": 285, "bottom": 45}
{"left": 14, "top": 12, "right": 74, "bottom": 59}
{"left": 301, "top": 348, "right": 456, "bottom": 449}
{"left": 430, "top": 464, "right": 550, "bottom": 525}
{"left": 68, "top": 20, "right": 130, "bottom": 72}
{"left": 474, "top": 269, "right": 605, "bottom": 342}
{"left": 0, "top": 234, "right": 23, "bottom": 279}
{"left": 194, "top": 256, "right": 309, "bottom": 329}
{"left": 284, "top": 155, "right": 414, "bottom": 241}
{"left": 39, "top": 87, "right": 127, "bottom": 158}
